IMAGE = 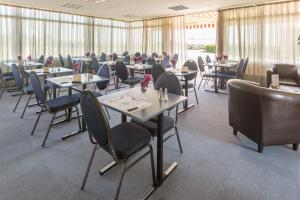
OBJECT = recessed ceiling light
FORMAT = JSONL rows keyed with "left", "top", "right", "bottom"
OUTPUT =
{"left": 84, "top": 0, "right": 107, "bottom": 3}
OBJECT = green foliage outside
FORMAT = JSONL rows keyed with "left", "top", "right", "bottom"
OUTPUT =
{"left": 187, "top": 43, "right": 216, "bottom": 53}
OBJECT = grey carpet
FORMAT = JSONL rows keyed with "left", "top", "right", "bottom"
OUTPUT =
{"left": 0, "top": 83, "right": 299, "bottom": 200}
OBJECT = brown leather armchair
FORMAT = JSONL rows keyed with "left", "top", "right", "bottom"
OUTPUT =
{"left": 227, "top": 79, "right": 300, "bottom": 153}
{"left": 266, "top": 64, "right": 300, "bottom": 87}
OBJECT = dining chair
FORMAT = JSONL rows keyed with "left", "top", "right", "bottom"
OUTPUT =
{"left": 147, "top": 57, "right": 156, "bottom": 66}
{"left": 220, "top": 59, "right": 245, "bottom": 82}
{"left": 115, "top": 60, "right": 142, "bottom": 91}
{"left": 30, "top": 71, "right": 81, "bottom": 147}
{"left": 132, "top": 71, "right": 184, "bottom": 153}
{"left": 0, "top": 66, "right": 15, "bottom": 98}
{"left": 171, "top": 54, "right": 178, "bottom": 68}
{"left": 100, "top": 53, "right": 107, "bottom": 62}
{"left": 122, "top": 55, "right": 130, "bottom": 65}
{"left": 122, "top": 51, "right": 129, "bottom": 57}
{"left": 242, "top": 57, "right": 249, "bottom": 78}
{"left": 197, "top": 56, "right": 216, "bottom": 89}
{"left": 162, "top": 55, "right": 171, "bottom": 68}
{"left": 91, "top": 56, "right": 100, "bottom": 74}
{"left": 67, "top": 55, "right": 74, "bottom": 69}
{"left": 59, "top": 54, "right": 65, "bottom": 67}
{"left": 37, "top": 55, "right": 45, "bottom": 66}
{"left": 95, "top": 64, "right": 110, "bottom": 95}
{"left": 79, "top": 90, "right": 155, "bottom": 200}
{"left": 182, "top": 59, "right": 199, "bottom": 104}
{"left": 151, "top": 64, "right": 165, "bottom": 86}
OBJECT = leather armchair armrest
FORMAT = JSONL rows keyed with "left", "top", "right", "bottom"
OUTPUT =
{"left": 260, "top": 88, "right": 300, "bottom": 145}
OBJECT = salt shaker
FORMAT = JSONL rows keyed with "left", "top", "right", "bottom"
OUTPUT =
{"left": 159, "top": 88, "right": 163, "bottom": 100}
{"left": 164, "top": 88, "right": 168, "bottom": 100}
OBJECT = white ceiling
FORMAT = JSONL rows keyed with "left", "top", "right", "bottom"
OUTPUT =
{"left": 0, "top": 0, "right": 270, "bottom": 21}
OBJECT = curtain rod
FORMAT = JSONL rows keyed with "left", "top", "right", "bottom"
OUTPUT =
{"left": 219, "top": 0, "right": 299, "bottom": 11}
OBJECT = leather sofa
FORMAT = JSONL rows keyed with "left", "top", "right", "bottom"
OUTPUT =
{"left": 227, "top": 79, "right": 300, "bottom": 153}
{"left": 267, "top": 64, "right": 300, "bottom": 87}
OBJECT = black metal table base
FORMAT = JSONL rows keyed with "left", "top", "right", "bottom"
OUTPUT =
{"left": 142, "top": 162, "right": 178, "bottom": 199}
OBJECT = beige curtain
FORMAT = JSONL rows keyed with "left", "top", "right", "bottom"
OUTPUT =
{"left": 217, "top": 1, "right": 300, "bottom": 76}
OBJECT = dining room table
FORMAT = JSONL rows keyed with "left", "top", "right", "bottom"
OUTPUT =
{"left": 206, "top": 61, "right": 238, "bottom": 94}
{"left": 126, "top": 63, "right": 153, "bottom": 77}
{"left": 46, "top": 73, "right": 110, "bottom": 140}
{"left": 97, "top": 87, "right": 187, "bottom": 199}
{"left": 25, "top": 67, "right": 74, "bottom": 94}
{"left": 166, "top": 68, "right": 198, "bottom": 113}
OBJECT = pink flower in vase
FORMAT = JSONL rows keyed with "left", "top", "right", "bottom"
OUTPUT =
{"left": 27, "top": 55, "right": 32, "bottom": 61}
{"left": 73, "top": 62, "right": 80, "bottom": 74}
{"left": 140, "top": 74, "right": 152, "bottom": 92}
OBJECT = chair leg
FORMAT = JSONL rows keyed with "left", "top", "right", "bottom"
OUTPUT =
{"left": 75, "top": 106, "right": 82, "bottom": 130}
{"left": 13, "top": 93, "right": 23, "bottom": 112}
{"left": 114, "top": 162, "right": 127, "bottom": 200}
{"left": 174, "top": 126, "right": 183, "bottom": 153}
{"left": 149, "top": 145, "right": 156, "bottom": 186}
{"left": 0, "top": 81, "right": 6, "bottom": 98}
{"left": 42, "top": 113, "right": 56, "bottom": 147}
{"left": 31, "top": 107, "right": 43, "bottom": 135}
{"left": 233, "top": 129, "right": 238, "bottom": 136}
{"left": 258, "top": 144, "right": 264, "bottom": 153}
{"left": 21, "top": 94, "right": 32, "bottom": 119}
{"left": 193, "top": 87, "right": 199, "bottom": 104}
{"left": 293, "top": 144, "right": 298, "bottom": 151}
{"left": 81, "top": 144, "right": 98, "bottom": 190}
{"left": 198, "top": 77, "right": 202, "bottom": 90}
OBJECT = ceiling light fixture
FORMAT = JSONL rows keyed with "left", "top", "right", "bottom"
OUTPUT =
{"left": 84, "top": 0, "right": 107, "bottom": 3}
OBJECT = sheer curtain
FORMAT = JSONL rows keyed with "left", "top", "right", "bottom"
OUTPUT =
{"left": 128, "top": 21, "right": 143, "bottom": 53}
{"left": 217, "top": 1, "right": 300, "bottom": 76}
{"left": 0, "top": 6, "right": 19, "bottom": 62}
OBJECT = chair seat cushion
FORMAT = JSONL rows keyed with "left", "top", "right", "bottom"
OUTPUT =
{"left": 279, "top": 78, "right": 298, "bottom": 87}
{"left": 47, "top": 95, "right": 79, "bottom": 113}
{"left": 131, "top": 115, "right": 174, "bottom": 136}
{"left": 122, "top": 76, "right": 142, "bottom": 85}
{"left": 2, "top": 75, "right": 14, "bottom": 81}
{"left": 104, "top": 122, "right": 151, "bottom": 160}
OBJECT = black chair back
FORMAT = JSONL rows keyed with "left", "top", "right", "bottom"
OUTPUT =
{"left": 123, "top": 55, "right": 130, "bottom": 64}
{"left": 115, "top": 60, "right": 128, "bottom": 81}
{"left": 155, "top": 72, "right": 182, "bottom": 95}
{"left": 0, "top": 67, "right": 3, "bottom": 78}
{"left": 147, "top": 57, "right": 156, "bottom": 66}
{"left": 100, "top": 53, "right": 107, "bottom": 62}
{"left": 91, "top": 56, "right": 100, "bottom": 74}
{"left": 80, "top": 90, "right": 111, "bottom": 147}
{"left": 123, "top": 51, "right": 129, "bottom": 57}
{"left": 151, "top": 64, "right": 165, "bottom": 85}
{"left": 135, "top": 52, "right": 141, "bottom": 57}
{"left": 59, "top": 54, "right": 64, "bottom": 67}
{"left": 242, "top": 57, "right": 249, "bottom": 76}
{"left": 12, "top": 65, "right": 23, "bottom": 90}
{"left": 236, "top": 59, "right": 245, "bottom": 78}
{"left": 30, "top": 72, "right": 45, "bottom": 105}
{"left": 197, "top": 56, "right": 205, "bottom": 72}
{"left": 37, "top": 55, "right": 44, "bottom": 64}
{"left": 91, "top": 53, "right": 96, "bottom": 57}
{"left": 183, "top": 59, "right": 198, "bottom": 81}
{"left": 96, "top": 64, "right": 110, "bottom": 90}
{"left": 206, "top": 55, "right": 211, "bottom": 63}
{"left": 67, "top": 55, "right": 74, "bottom": 69}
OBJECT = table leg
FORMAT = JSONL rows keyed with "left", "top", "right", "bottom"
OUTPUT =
{"left": 81, "top": 84, "right": 87, "bottom": 131}
{"left": 122, "top": 114, "right": 127, "bottom": 122}
{"left": 214, "top": 65, "right": 218, "bottom": 93}
{"left": 156, "top": 113, "right": 164, "bottom": 185}
{"left": 178, "top": 77, "right": 194, "bottom": 114}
